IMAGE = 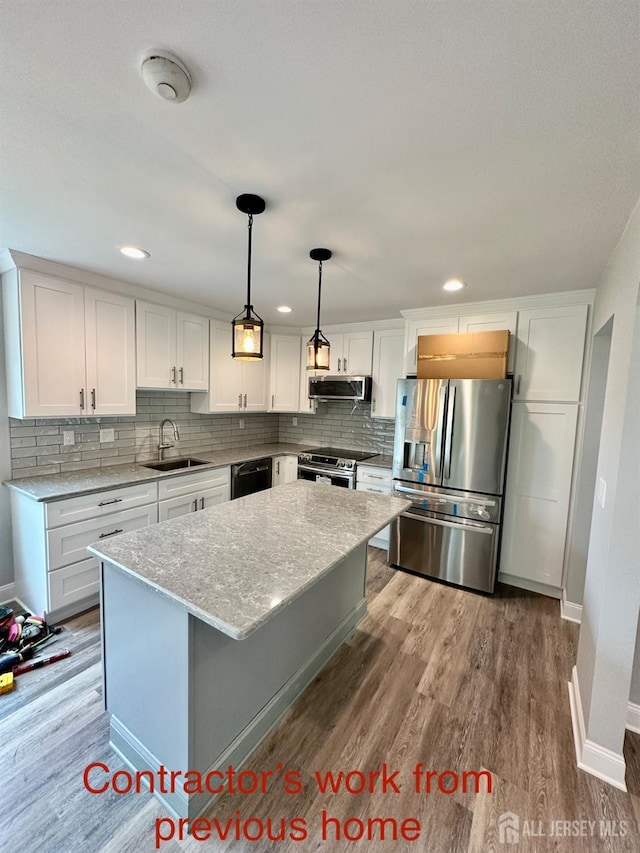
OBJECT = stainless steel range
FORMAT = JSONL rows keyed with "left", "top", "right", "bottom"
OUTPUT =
{"left": 297, "top": 447, "right": 377, "bottom": 489}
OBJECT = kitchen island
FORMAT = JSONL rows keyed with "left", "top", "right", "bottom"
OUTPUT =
{"left": 88, "top": 480, "right": 410, "bottom": 820}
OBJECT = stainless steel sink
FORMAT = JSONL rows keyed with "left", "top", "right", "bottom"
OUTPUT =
{"left": 142, "top": 457, "right": 209, "bottom": 472}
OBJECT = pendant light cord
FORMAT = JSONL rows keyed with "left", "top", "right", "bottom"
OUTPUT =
{"left": 246, "top": 213, "right": 253, "bottom": 310}
{"left": 315, "top": 259, "right": 323, "bottom": 343}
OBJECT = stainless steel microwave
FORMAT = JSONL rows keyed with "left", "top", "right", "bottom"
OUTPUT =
{"left": 308, "top": 375, "right": 372, "bottom": 402}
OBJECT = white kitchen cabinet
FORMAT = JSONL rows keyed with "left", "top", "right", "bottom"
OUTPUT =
{"left": 157, "top": 467, "right": 230, "bottom": 521}
{"left": 371, "top": 329, "right": 405, "bottom": 419}
{"left": 191, "top": 321, "right": 268, "bottom": 414}
{"left": 269, "top": 336, "right": 300, "bottom": 412}
{"left": 514, "top": 304, "right": 588, "bottom": 402}
{"left": 136, "top": 300, "right": 209, "bottom": 391}
{"left": 272, "top": 455, "right": 299, "bottom": 486}
{"left": 500, "top": 402, "right": 579, "bottom": 590}
{"left": 356, "top": 465, "right": 394, "bottom": 549}
{"left": 328, "top": 331, "right": 374, "bottom": 375}
{"left": 458, "top": 310, "right": 518, "bottom": 374}
{"left": 10, "top": 482, "right": 158, "bottom": 620}
{"left": 2, "top": 269, "right": 137, "bottom": 418}
{"left": 404, "top": 316, "right": 460, "bottom": 375}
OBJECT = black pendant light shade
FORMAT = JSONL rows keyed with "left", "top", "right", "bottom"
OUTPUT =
{"left": 306, "top": 248, "right": 332, "bottom": 371}
{"left": 232, "top": 193, "right": 266, "bottom": 360}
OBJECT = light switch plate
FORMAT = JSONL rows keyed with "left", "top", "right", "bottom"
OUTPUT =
{"left": 100, "top": 428, "right": 115, "bottom": 443}
{"left": 596, "top": 477, "right": 607, "bottom": 508}
{"left": 63, "top": 430, "right": 75, "bottom": 446}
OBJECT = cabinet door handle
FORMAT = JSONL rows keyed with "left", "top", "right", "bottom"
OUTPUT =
{"left": 516, "top": 375, "right": 521, "bottom": 396}
{"left": 276, "top": 461, "right": 280, "bottom": 475}
{"left": 99, "top": 528, "right": 123, "bottom": 539}
{"left": 91, "top": 388, "right": 96, "bottom": 410}
{"left": 372, "top": 398, "right": 376, "bottom": 412}
{"left": 337, "top": 358, "right": 341, "bottom": 373}
{"left": 193, "top": 498, "right": 198, "bottom": 512}
{"left": 171, "top": 366, "right": 177, "bottom": 385}
{"left": 200, "top": 497, "right": 205, "bottom": 510}
{"left": 368, "top": 475, "right": 385, "bottom": 480}
{"left": 244, "top": 394, "right": 247, "bottom": 409}
{"left": 271, "top": 394, "right": 275, "bottom": 409}
{"left": 98, "top": 498, "right": 122, "bottom": 507}
{"left": 238, "top": 394, "right": 243, "bottom": 409}
{"left": 343, "top": 358, "right": 347, "bottom": 373}
{"left": 179, "top": 367, "right": 184, "bottom": 385}
{"left": 79, "top": 388, "right": 85, "bottom": 410}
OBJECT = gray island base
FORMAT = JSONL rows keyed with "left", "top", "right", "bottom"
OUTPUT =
{"left": 88, "top": 480, "right": 410, "bottom": 820}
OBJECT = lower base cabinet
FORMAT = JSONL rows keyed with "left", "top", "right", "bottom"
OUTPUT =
{"left": 356, "top": 465, "right": 394, "bottom": 549}
{"left": 158, "top": 467, "right": 230, "bottom": 521}
{"left": 272, "top": 455, "right": 299, "bottom": 486}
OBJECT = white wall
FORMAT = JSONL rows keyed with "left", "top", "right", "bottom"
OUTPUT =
{"left": 0, "top": 286, "right": 14, "bottom": 589}
{"left": 574, "top": 197, "right": 640, "bottom": 756}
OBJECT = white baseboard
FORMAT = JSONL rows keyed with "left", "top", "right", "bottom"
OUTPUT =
{"left": 0, "top": 582, "right": 16, "bottom": 604}
{"left": 627, "top": 701, "right": 640, "bottom": 734}
{"left": 561, "top": 589, "right": 583, "bottom": 623}
{"left": 568, "top": 666, "right": 627, "bottom": 791}
{"left": 498, "top": 572, "right": 561, "bottom": 599}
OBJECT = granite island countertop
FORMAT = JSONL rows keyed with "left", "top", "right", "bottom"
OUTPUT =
{"left": 2, "top": 442, "right": 316, "bottom": 502}
{"left": 88, "top": 480, "right": 411, "bottom": 641}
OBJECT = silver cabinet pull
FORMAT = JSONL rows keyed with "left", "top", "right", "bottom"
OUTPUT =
{"left": 193, "top": 498, "right": 198, "bottom": 512}
{"left": 99, "top": 528, "right": 123, "bottom": 539}
{"left": 91, "top": 388, "right": 96, "bottom": 410}
{"left": 271, "top": 394, "right": 275, "bottom": 409}
{"left": 200, "top": 497, "right": 205, "bottom": 510}
{"left": 343, "top": 358, "right": 347, "bottom": 373}
{"left": 516, "top": 375, "right": 521, "bottom": 396}
{"left": 79, "top": 388, "right": 85, "bottom": 410}
{"left": 372, "top": 398, "right": 376, "bottom": 412}
{"left": 243, "top": 393, "right": 247, "bottom": 409}
{"left": 179, "top": 367, "right": 184, "bottom": 385}
{"left": 337, "top": 357, "right": 342, "bottom": 373}
{"left": 276, "top": 460, "right": 280, "bottom": 475}
{"left": 368, "top": 474, "right": 385, "bottom": 480}
{"left": 98, "top": 498, "right": 122, "bottom": 507}
{"left": 171, "top": 366, "right": 177, "bottom": 385}
{"left": 238, "top": 394, "right": 243, "bottom": 409}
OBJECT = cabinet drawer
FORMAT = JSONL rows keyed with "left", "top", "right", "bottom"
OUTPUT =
{"left": 157, "top": 466, "right": 230, "bottom": 500}
{"left": 45, "top": 481, "right": 158, "bottom": 529}
{"left": 356, "top": 482, "right": 391, "bottom": 496}
{"left": 357, "top": 467, "right": 392, "bottom": 487}
{"left": 47, "top": 504, "right": 157, "bottom": 571}
{"left": 48, "top": 558, "right": 100, "bottom": 611}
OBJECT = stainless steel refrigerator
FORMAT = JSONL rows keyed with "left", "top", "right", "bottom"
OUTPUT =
{"left": 390, "top": 378, "right": 512, "bottom": 593}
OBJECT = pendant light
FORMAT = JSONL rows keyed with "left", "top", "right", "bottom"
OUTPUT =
{"left": 306, "top": 248, "right": 332, "bottom": 371}
{"left": 232, "top": 193, "right": 266, "bottom": 360}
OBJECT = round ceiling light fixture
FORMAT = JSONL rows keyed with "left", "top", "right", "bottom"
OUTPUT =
{"left": 119, "top": 246, "right": 150, "bottom": 260}
{"left": 277, "top": 306, "right": 293, "bottom": 313}
{"left": 443, "top": 279, "right": 466, "bottom": 292}
{"left": 141, "top": 53, "right": 192, "bottom": 103}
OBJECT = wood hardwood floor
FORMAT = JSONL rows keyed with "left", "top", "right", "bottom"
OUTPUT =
{"left": 2, "top": 549, "right": 639, "bottom": 852}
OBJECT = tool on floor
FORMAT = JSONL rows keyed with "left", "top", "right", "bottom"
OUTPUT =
{"left": 0, "top": 672, "right": 14, "bottom": 694}
{"left": 0, "top": 644, "right": 35, "bottom": 675}
{"left": 14, "top": 648, "right": 71, "bottom": 675}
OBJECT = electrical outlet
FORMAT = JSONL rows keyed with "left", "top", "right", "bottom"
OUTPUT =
{"left": 292, "top": 417, "right": 297, "bottom": 426}
{"left": 596, "top": 477, "right": 607, "bottom": 508}
{"left": 239, "top": 419, "right": 245, "bottom": 429}
{"left": 100, "top": 428, "right": 115, "bottom": 443}
{"left": 63, "top": 430, "right": 75, "bottom": 446}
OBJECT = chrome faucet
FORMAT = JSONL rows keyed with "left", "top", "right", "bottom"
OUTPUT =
{"left": 158, "top": 419, "right": 180, "bottom": 461}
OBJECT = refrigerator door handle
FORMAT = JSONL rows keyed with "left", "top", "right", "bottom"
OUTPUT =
{"left": 443, "top": 384, "right": 456, "bottom": 479}
{"left": 393, "top": 484, "right": 447, "bottom": 502}
{"left": 434, "top": 384, "right": 448, "bottom": 477}
{"left": 401, "top": 511, "right": 494, "bottom": 534}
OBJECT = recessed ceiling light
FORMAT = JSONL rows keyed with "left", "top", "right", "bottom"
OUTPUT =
{"left": 443, "top": 279, "right": 466, "bottom": 291}
{"left": 118, "top": 246, "right": 150, "bottom": 260}
{"left": 277, "top": 306, "right": 293, "bottom": 313}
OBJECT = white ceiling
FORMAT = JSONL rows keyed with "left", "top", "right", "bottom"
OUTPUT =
{"left": 1, "top": 1, "right": 638, "bottom": 327}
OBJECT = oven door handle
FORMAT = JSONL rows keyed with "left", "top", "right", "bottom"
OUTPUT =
{"left": 401, "top": 511, "right": 494, "bottom": 535}
{"left": 298, "top": 464, "right": 353, "bottom": 480}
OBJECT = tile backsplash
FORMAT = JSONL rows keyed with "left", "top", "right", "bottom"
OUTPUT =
{"left": 8, "top": 394, "right": 395, "bottom": 479}
{"left": 278, "top": 401, "right": 396, "bottom": 457}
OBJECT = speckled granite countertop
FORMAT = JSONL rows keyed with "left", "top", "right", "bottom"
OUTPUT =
{"left": 3, "top": 443, "right": 314, "bottom": 502}
{"left": 88, "top": 480, "right": 410, "bottom": 641}
{"left": 358, "top": 454, "right": 394, "bottom": 470}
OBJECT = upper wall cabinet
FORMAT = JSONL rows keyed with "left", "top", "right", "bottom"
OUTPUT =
{"left": 514, "top": 305, "right": 588, "bottom": 402}
{"left": 2, "top": 269, "right": 136, "bottom": 418}
{"left": 458, "top": 311, "right": 518, "bottom": 374}
{"left": 327, "top": 331, "right": 374, "bottom": 375}
{"left": 371, "top": 329, "right": 405, "bottom": 419}
{"left": 269, "top": 336, "right": 300, "bottom": 412}
{"left": 404, "top": 317, "right": 460, "bottom": 375}
{"left": 191, "top": 321, "right": 268, "bottom": 414}
{"left": 136, "top": 301, "right": 209, "bottom": 391}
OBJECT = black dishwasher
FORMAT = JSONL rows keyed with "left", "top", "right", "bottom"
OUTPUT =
{"left": 231, "top": 457, "right": 273, "bottom": 500}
